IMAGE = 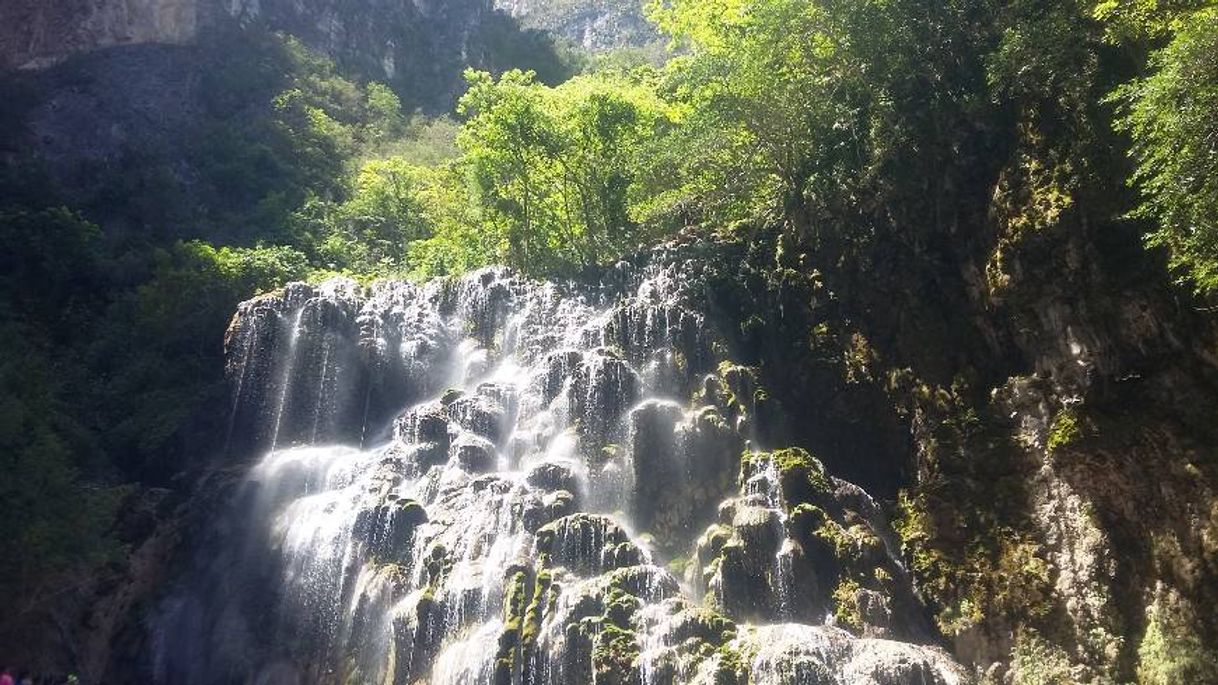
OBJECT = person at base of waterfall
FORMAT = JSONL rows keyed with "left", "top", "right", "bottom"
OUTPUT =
{"left": 0, "top": 666, "right": 13, "bottom": 685}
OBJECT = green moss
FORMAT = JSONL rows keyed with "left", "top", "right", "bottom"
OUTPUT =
{"left": 740, "top": 447, "right": 830, "bottom": 510}
{"left": 664, "top": 604, "right": 736, "bottom": 649}
{"left": 771, "top": 448, "right": 824, "bottom": 480}
{"left": 398, "top": 498, "right": 427, "bottom": 520}
{"left": 814, "top": 519, "right": 882, "bottom": 564}
{"left": 894, "top": 490, "right": 1054, "bottom": 636}
{"left": 413, "top": 584, "right": 440, "bottom": 645}
{"left": 592, "top": 621, "right": 641, "bottom": 681}
{"left": 495, "top": 570, "right": 532, "bottom": 685}
{"left": 715, "top": 363, "right": 760, "bottom": 410}
{"left": 671, "top": 346, "right": 689, "bottom": 375}
{"left": 713, "top": 644, "right": 745, "bottom": 685}
{"left": 788, "top": 503, "right": 828, "bottom": 537}
{"left": 504, "top": 570, "right": 529, "bottom": 626}
{"left": 587, "top": 574, "right": 651, "bottom": 682}
{"left": 599, "top": 443, "right": 623, "bottom": 466}
{"left": 604, "top": 586, "right": 641, "bottom": 626}
{"left": 813, "top": 517, "right": 849, "bottom": 551}
{"left": 1047, "top": 408, "right": 1082, "bottom": 451}
{"left": 873, "top": 566, "right": 892, "bottom": 585}
{"left": 592, "top": 601, "right": 640, "bottom": 679}
{"left": 832, "top": 578, "right": 864, "bottom": 633}
{"left": 522, "top": 568, "right": 553, "bottom": 646}
{"left": 843, "top": 332, "right": 879, "bottom": 383}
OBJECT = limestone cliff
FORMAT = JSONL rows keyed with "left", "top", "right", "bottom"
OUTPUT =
{"left": 0, "top": 0, "right": 494, "bottom": 109}
{"left": 0, "top": 0, "right": 204, "bottom": 70}
{"left": 494, "top": 0, "right": 657, "bottom": 52}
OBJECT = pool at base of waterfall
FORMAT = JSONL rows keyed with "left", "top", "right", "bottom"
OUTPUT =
{"left": 152, "top": 252, "right": 966, "bottom": 685}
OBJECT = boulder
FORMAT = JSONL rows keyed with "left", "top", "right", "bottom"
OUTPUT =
{"left": 536, "top": 514, "right": 646, "bottom": 576}
{"left": 353, "top": 498, "right": 428, "bottom": 561}
{"left": 454, "top": 435, "right": 497, "bottom": 473}
{"left": 527, "top": 461, "right": 580, "bottom": 493}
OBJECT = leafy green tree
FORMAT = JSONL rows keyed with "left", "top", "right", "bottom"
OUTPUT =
{"left": 455, "top": 69, "right": 557, "bottom": 270}
{"left": 0, "top": 207, "right": 103, "bottom": 334}
{"left": 1112, "top": 6, "right": 1218, "bottom": 293}
{"left": 641, "top": 0, "right": 998, "bottom": 248}
{"left": 1094, "top": 0, "right": 1211, "bottom": 42}
{"left": 457, "top": 68, "right": 670, "bottom": 274}
{"left": 0, "top": 209, "right": 122, "bottom": 644}
{"left": 0, "top": 204, "right": 315, "bottom": 659}
{"left": 294, "top": 158, "right": 433, "bottom": 274}
{"left": 407, "top": 163, "right": 503, "bottom": 277}
{"left": 191, "top": 30, "right": 411, "bottom": 244}
{"left": 0, "top": 323, "right": 125, "bottom": 618}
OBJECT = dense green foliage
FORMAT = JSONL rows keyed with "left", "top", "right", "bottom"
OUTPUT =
{"left": 0, "top": 207, "right": 307, "bottom": 623}
{"left": 296, "top": 68, "right": 674, "bottom": 277}
{"left": 0, "top": 209, "right": 122, "bottom": 604}
{"left": 0, "top": 29, "right": 419, "bottom": 632}
{"left": 207, "top": 0, "right": 1216, "bottom": 288}
{"left": 453, "top": 69, "right": 670, "bottom": 274}
{"left": 1113, "top": 6, "right": 1218, "bottom": 292}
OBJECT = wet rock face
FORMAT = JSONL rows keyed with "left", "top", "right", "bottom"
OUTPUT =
{"left": 224, "top": 280, "right": 374, "bottom": 456}
{"left": 155, "top": 257, "right": 961, "bottom": 684}
{"left": 528, "top": 462, "right": 579, "bottom": 493}
{"left": 538, "top": 514, "right": 646, "bottom": 575}
{"left": 353, "top": 498, "right": 428, "bottom": 562}
{"left": 729, "top": 624, "right": 965, "bottom": 685}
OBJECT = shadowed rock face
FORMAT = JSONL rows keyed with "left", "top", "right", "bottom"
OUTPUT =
{"left": 0, "top": 0, "right": 493, "bottom": 109}
{"left": 152, "top": 248, "right": 962, "bottom": 684}
{"left": 0, "top": 0, "right": 204, "bottom": 70}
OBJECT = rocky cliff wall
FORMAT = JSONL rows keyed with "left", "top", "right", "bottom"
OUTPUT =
{"left": 0, "top": 0, "right": 204, "bottom": 70}
{"left": 494, "top": 0, "right": 657, "bottom": 52}
{"left": 1, "top": 0, "right": 211, "bottom": 70}
{"left": 0, "top": 0, "right": 493, "bottom": 110}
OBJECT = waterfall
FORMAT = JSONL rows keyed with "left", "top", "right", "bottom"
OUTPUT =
{"left": 153, "top": 250, "right": 965, "bottom": 685}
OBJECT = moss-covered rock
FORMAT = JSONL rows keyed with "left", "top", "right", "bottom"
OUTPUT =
{"left": 536, "top": 514, "right": 643, "bottom": 575}
{"left": 352, "top": 498, "right": 427, "bottom": 562}
{"left": 1046, "top": 407, "right": 1082, "bottom": 452}
{"left": 494, "top": 569, "right": 533, "bottom": 685}
{"left": 522, "top": 568, "right": 555, "bottom": 647}
{"left": 740, "top": 447, "right": 832, "bottom": 511}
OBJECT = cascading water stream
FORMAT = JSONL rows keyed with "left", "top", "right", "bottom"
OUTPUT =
{"left": 269, "top": 308, "right": 304, "bottom": 453}
{"left": 153, "top": 252, "right": 965, "bottom": 685}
